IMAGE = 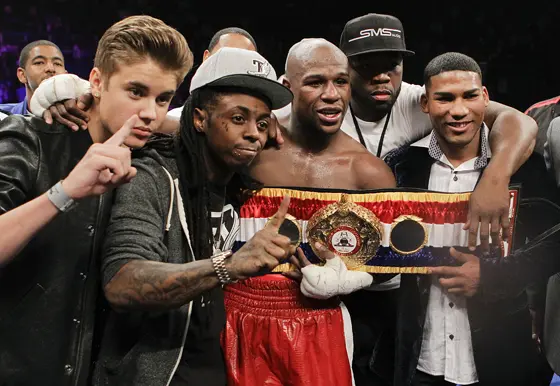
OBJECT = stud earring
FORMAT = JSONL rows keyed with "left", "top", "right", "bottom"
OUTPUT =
{"left": 93, "top": 92, "right": 100, "bottom": 98}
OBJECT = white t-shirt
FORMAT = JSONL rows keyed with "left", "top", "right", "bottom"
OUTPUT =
{"left": 342, "top": 82, "right": 431, "bottom": 158}
{"left": 167, "top": 106, "right": 183, "bottom": 119}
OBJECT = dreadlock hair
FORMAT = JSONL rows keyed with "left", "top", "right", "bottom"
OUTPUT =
{"left": 176, "top": 87, "right": 219, "bottom": 261}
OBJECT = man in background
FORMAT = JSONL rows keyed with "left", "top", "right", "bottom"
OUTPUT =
{"left": 0, "top": 40, "right": 67, "bottom": 115}
{"left": 166, "top": 26, "right": 257, "bottom": 119}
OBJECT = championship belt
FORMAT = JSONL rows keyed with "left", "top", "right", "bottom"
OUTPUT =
{"left": 234, "top": 186, "right": 520, "bottom": 273}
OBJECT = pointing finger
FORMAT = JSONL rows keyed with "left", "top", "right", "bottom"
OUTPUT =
{"left": 439, "top": 276, "right": 463, "bottom": 290}
{"left": 104, "top": 114, "right": 139, "bottom": 146}
{"left": 429, "top": 265, "right": 460, "bottom": 277}
{"left": 265, "top": 196, "right": 290, "bottom": 231}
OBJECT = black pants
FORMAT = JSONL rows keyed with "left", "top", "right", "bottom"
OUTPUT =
{"left": 342, "top": 288, "right": 399, "bottom": 386}
{"left": 411, "top": 370, "right": 478, "bottom": 386}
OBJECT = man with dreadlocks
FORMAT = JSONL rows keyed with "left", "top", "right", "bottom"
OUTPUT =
{"left": 94, "top": 47, "right": 294, "bottom": 386}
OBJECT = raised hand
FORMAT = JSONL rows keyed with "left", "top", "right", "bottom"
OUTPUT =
{"left": 61, "top": 115, "right": 139, "bottom": 199}
{"left": 226, "top": 196, "right": 296, "bottom": 280}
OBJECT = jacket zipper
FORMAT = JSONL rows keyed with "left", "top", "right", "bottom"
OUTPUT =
{"left": 163, "top": 168, "right": 197, "bottom": 385}
{"left": 72, "top": 193, "right": 104, "bottom": 386}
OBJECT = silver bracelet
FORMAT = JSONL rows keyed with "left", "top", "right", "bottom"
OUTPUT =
{"left": 47, "top": 180, "right": 78, "bottom": 212}
{"left": 211, "top": 250, "right": 236, "bottom": 285}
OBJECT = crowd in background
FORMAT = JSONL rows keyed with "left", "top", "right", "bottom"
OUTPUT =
{"left": 0, "top": 1, "right": 558, "bottom": 110}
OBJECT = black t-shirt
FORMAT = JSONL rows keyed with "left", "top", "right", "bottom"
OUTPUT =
{"left": 171, "top": 186, "right": 239, "bottom": 386}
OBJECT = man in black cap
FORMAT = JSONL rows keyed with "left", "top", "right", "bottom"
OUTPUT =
{"left": 340, "top": 12, "right": 537, "bottom": 242}
{"left": 335, "top": 12, "right": 540, "bottom": 386}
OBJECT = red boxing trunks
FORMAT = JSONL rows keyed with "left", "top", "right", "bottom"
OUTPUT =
{"left": 222, "top": 275, "right": 354, "bottom": 386}
{"left": 222, "top": 186, "right": 521, "bottom": 386}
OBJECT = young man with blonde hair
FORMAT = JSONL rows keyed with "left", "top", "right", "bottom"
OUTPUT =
{"left": 0, "top": 15, "right": 192, "bottom": 386}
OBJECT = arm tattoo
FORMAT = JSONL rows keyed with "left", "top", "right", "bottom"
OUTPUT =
{"left": 105, "top": 260, "right": 218, "bottom": 311}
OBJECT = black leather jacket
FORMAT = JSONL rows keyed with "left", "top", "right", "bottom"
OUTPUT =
{"left": 0, "top": 115, "right": 111, "bottom": 386}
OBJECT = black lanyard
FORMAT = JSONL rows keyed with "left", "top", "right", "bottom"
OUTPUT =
{"left": 349, "top": 103, "right": 391, "bottom": 158}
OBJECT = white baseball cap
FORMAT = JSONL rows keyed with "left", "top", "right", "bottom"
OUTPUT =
{"left": 190, "top": 47, "right": 293, "bottom": 109}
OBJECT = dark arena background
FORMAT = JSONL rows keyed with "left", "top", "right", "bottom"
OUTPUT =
{"left": 0, "top": 0, "right": 559, "bottom": 112}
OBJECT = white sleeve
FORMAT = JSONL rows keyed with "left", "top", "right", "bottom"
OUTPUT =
{"left": 167, "top": 106, "right": 183, "bottom": 119}
{"left": 29, "top": 74, "right": 91, "bottom": 117}
{"left": 398, "top": 83, "right": 432, "bottom": 143}
{"left": 272, "top": 103, "right": 291, "bottom": 128}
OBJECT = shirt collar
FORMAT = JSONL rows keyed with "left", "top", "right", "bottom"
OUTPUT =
{"left": 427, "top": 123, "right": 490, "bottom": 169}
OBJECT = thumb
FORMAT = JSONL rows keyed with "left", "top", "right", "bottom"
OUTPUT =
{"left": 265, "top": 195, "right": 290, "bottom": 230}
{"left": 450, "top": 247, "right": 470, "bottom": 264}
{"left": 43, "top": 110, "right": 53, "bottom": 124}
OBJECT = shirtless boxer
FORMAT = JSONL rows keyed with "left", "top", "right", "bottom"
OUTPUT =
{"left": 222, "top": 38, "right": 396, "bottom": 386}
{"left": 250, "top": 38, "right": 395, "bottom": 190}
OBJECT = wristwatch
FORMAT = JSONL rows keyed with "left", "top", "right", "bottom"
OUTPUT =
{"left": 211, "top": 250, "right": 237, "bottom": 285}
{"left": 47, "top": 181, "right": 78, "bottom": 212}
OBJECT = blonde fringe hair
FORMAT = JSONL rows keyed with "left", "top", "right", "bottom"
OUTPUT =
{"left": 94, "top": 15, "right": 193, "bottom": 84}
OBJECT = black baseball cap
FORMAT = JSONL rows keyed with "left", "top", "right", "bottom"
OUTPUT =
{"left": 339, "top": 13, "right": 415, "bottom": 57}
